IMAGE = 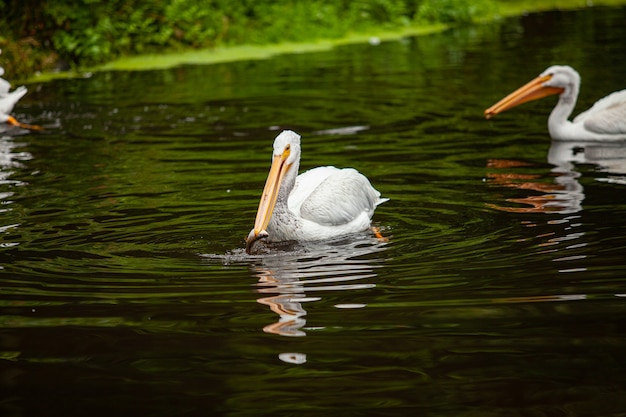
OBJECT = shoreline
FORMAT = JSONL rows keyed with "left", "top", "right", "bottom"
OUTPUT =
{"left": 26, "top": 0, "right": 626, "bottom": 84}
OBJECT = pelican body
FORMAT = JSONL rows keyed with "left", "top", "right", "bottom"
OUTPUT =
{"left": 0, "top": 85, "right": 28, "bottom": 126}
{"left": 485, "top": 65, "right": 626, "bottom": 141}
{"left": 245, "top": 130, "right": 387, "bottom": 254}
{"left": 0, "top": 66, "right": 41, "bottom": 131}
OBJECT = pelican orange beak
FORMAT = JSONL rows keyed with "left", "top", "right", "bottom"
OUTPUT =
{"left": 7, "top": 115, "right": 43, "bottom": 131}
{"left": 245, "top": 145, "right": 292, "bottom": 254}
{"left": 484, "top": 74, "right": 565, "bottom": 119}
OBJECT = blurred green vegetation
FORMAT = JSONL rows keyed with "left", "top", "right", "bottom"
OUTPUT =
{"left": 0, "top": 0, "right": 625, "bottom": 81}
{"left": 0, "top": 0, "right": 492, "bottom": 78}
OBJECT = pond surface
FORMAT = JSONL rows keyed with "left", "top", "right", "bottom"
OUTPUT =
{"left": 2, "top": 5, "right": 626, "bottom": 417}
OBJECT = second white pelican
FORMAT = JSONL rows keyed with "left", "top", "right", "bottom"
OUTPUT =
{"left": 0, "top": 67, "right": 42, "bottom": 131}
{"left": 485, "top": 65, "right": 626, "bottom": 141}
{"left": 245, "top": 130, "right": 388, "bottom": 254}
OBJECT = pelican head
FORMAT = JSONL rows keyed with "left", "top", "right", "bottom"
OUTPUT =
{"left": 484, "top": 65, "right": 581, "bottom": 119}
{"left": 245, "top": 130, "right": 301, "bottom": 253}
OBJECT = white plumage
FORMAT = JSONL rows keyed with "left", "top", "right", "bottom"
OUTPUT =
{"left": 0, "top": 64, "right": 40, "bottom": 130}
{"left": 0, "top": 66, "right": 12, "bottom": 96}
{"left": 0, "top": 85, "right": 28, "bottom": 125}
{"left": 485, "top": 65, "right": 626, "bottom": 141}
{"left": 245, "top": 130, "right": 387, "bottom": 254}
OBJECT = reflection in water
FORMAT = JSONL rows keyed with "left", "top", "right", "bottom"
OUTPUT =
{"left": 548, "top": 140, "right": 626, "bottom": 184}
{"left": 487, "top": 140, "right": 626, "bottom": 274}
{"left": 486, "top": 157, "right": 583, "bottom": 215}
{"left": 485, "top": 157, "right": 584, "bottom": 213}
{"left": 0, "top": 136, "right": 32, "bottom": 171}
{"left": 494, "top": 293, "right": 587, "bottom": 304}
{"left": 249, "top": 236, "right": 388, "bottom": 346}
{"left": 0, "top": 136, "right": 31, "bottom": 245}
{"left": 488, "top": 140, "right": 626, "bottom": 214}
{"left": 278, "top": 352, "right": 307, "bottom": 365}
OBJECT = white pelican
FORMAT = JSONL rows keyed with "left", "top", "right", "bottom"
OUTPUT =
{"left": 485, "top": 65, "right": 626, "bottom": 141}
{"left": 0, "top": 67, "right": 42, "bottom": 131}
{"left": 245, "top": 130, "right": 388, "bottom": 254}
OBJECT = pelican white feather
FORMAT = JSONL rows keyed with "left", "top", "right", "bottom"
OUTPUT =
{"left": 245, "top": 130, "right": 388, "bottom": 254}
{"left": 485, "top": 65, "right": 626, "bottom": 141}
{"left": 0, "top": 66, "right": 11, "bottom": 96}
{"left": 0, "top": 85, "right": 28, "bottom": 126}
{"left": 0, "top": 68, "right": 41, "bottom": 130}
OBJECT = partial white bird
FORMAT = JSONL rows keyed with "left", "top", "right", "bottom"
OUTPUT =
{"left": 0, "top": 53, "right": 41, "bottom": 131}
{"left": 485, "top": 65, "right": 626, "bottom": 141}
{"left": 0, "top": 85, "right": 27, "bottom": 125}
{"left": 0, "top": 84, "right": 41, "bottom": 131}
{"left": 245, "top": 130, "right": 388, "bottom": 254}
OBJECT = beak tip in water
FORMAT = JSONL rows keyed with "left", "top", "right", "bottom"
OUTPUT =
{"left": 245, "top": 229, "right": 269, "bottom": 255}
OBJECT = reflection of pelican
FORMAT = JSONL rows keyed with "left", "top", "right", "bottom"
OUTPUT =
{"left": 483, "top": 140, "right": 626, "bottom": 275}
{"left": 245, "top": 130, "right": 387, "bottom": 254}
{"left": 0, "top": 67, "right": 42, "bottom": 131}
{"left": 252, "top": 237, "right": 387, "bottom": 338}
{"left": 486, "top": 157, "right": 583, "bottom": 214}
{"left": 486, "top": 140, "right": 626, "bottom": 213}
{"left": 485, "top": 65, "right": 626, "bottom": 141}
{"left": 548, "top": 140, "right": 626, "bottom": 176}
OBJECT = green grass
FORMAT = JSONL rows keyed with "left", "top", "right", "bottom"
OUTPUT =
{"left": 20, "top": 0, "right": 626, "bottom": 83}
{"left": 496, "top": 0, "right": 626, "bottom": 17}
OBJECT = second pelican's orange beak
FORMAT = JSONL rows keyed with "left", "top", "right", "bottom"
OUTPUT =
{"left": 484, "top": 74, "right": 564, "bottom": 119}
{"left": 245, "top": 145, "right": 292, "bottom": 254}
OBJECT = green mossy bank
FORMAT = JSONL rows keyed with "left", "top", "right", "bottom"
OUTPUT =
{"left": 1, "top": 0, "right": 625, "bottom": 83}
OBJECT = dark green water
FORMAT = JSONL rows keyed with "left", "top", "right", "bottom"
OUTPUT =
{"left": 2, "top": 6, "right": 626, "bottom": 417}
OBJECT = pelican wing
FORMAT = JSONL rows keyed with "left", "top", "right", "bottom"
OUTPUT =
{"left": 288, "top": 166, "right": 337, "bottom": 213}
{"left": 575, "top": 89, "right": 626, "bottom": 135}
{"left": 296, "top": 168, "right": 384, "bottom": 227}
